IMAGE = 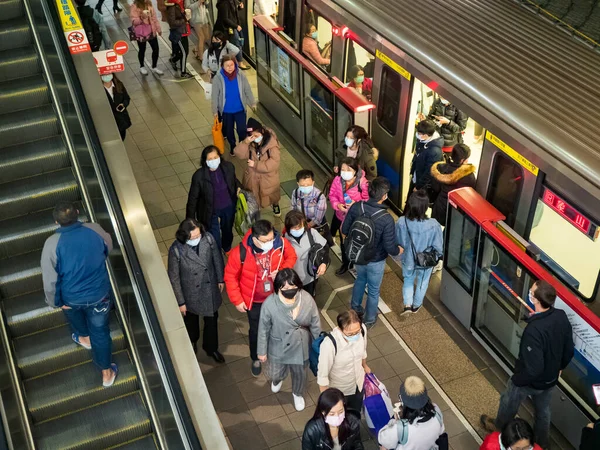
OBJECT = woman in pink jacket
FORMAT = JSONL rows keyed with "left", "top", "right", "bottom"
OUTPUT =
{"left": 130, "top": 0, "right": 164, "bottom": 76}
{"left": 302, "top": 24, "right": 330, "bottom": 66}
{"left": 328, "top": 157, "right": 369, "bottom": 275}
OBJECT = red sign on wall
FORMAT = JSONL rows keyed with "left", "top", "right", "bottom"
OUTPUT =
{"left": 541, "top": 187, "right": 597, "bottom": 239}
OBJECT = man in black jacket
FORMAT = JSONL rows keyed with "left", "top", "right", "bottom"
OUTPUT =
{"left": 214, "top": 0, "right": 249, "bottom": 69}
{"left": 409, "top": 120, "right": 443, "bottom": 202}
{"left": 481, "top": 280, "right": 574, "bottom": 449}
{"left": 420, "top": 96, "right": 468, "bottom": 149}
{"left": 342, "top": 177, "right": 400, "bottom": 328}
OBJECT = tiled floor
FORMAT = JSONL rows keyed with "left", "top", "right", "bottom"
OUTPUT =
{"left": 97, "top": 5, "right": 573, "bottom": 450}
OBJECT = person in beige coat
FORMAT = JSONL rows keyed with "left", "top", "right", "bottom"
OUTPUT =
{"left": 234, "top": 118, "right": 282, "bottom": 216}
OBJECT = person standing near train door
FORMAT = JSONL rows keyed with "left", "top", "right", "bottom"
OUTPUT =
{"left": 419, "top": 95, "right": 468, "bottom": 152}
{"left": 409, "top": 120, "right": 443, "bottom": 202}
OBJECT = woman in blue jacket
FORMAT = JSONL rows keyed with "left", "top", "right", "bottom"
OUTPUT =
{"left": 395, "top": 190, "right": 443, "bottom": 315}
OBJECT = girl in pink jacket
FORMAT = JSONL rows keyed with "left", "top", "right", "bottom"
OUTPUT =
{"left": 130, "top": 0, "right": 164, "bottom": 76}
{"left": 328, "top": 157, "right": 369, "bottom": 275}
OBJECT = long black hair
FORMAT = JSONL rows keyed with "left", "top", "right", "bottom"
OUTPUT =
{"left": 312, "top": 388, "right": 352, "bottom": 446}
{"left": 175, "top": 218, "right": 206, "bottom": 244}
{"left": 400, "top": 400, "right": 436, "bottom": 425}
{"left": 208, "top": 30, "right": 227, "bottom": 56}
{"left": 404, "top": 189, "right": 429, "bottom": 221}
{"left": 200, "top": 145, "right": 221, "bottom": 168}
{"left": 500, "top": 418, "right": 536, "bottom": 448}
{"left": 273, "top": 268, "right": 303, "bottom": 292}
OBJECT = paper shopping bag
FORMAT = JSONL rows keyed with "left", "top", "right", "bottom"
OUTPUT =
{"left": 212, "top": 117, "right": 224, "bottom": 154}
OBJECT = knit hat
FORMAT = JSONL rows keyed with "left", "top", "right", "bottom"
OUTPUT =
{"left": 399, "top": 376, "right": 429, "bottom": 410}
{"left": 247, "top": 118, "right": 262, "bottom": 133}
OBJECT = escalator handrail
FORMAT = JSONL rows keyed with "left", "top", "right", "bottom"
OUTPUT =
{"left": 36, "top": 2, "right": 203, "bottom": 449}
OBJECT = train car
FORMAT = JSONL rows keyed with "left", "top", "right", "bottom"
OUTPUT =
{"left": 253, "top": 0, "right": 600, "bottom": 446}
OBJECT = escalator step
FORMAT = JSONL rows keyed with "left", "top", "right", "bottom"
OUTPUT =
{"left": 34, "top": 392, "right": 151, "bottom": 450}
{"left": 26, "top": 350, "right": 138, "bottom": 424}
{"left": 0, "top": 103, "right": 59, "bottom": 149}
{"left": 0, "top": 250, "right": 43, "bottom": 300}
{"left": 0, "top": 47, "right": 39, "bottom": 83}
{"left": 0, "top": 207, "right": 59, "bottom": 260}
{"left": 0, "top": 167, "right": 78, "bottom": 222}
{"left": 0, "top": 136, "right": 69, "bottom": 185}
{"left": 108, "top": 435, "right": 158, "bottom": 449}
{"left": 14, "top": 314, "right": 125, "bottom": 379}
{"left": 0, "top": 18, "right": 32, "bottom": 52}
{"left": 3, "top": 291, "right": 65, "bottom": 338}
{"left": 0, "top": 76, "right": 50, "bottom": 115}
{"left": 0, "top": 0, "right": 25, "bottom": 22}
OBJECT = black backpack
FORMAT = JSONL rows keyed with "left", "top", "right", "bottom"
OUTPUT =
{"left": 344, "top": 202, "right": 387, "bottom": 265}
{"left": 305, "top": 228, "right": 329, "bottom": 278}
{"left": 78, "top": 6, "right": 102, "bottom": 52}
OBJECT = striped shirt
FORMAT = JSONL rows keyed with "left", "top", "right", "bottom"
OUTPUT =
{"left": 291, "top": 187, "right": 327, "bottom": 226}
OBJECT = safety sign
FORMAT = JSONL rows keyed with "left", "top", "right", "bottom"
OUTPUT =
{"left": 56, "top": 0, "right": 91, "bottom": 54}
{"left": 93, "top": 50, "right": 125, "bottom": 75}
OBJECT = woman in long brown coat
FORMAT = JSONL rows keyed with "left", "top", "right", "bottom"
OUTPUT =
{"left": 234, "top": 118, "right": 282, "bottom": 216}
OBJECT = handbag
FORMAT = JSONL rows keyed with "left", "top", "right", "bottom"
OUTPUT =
{"left": 212, "top": 117, "right": 225, "bottom": 154}
{"left": 134, "top": 23, "right": 153, "bottom": 42}
{"left": 405, "top": 217, "right": 441, "bottom": 268}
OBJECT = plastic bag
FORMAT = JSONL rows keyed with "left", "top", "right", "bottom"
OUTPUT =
{"left": 363, "top": 373, "right": 394, "bottom": 435}
{"left": 212, "top": 117, "right": 224, "bottom": 154}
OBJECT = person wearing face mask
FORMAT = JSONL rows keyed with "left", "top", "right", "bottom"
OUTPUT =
{"left": 409, "top": 120, "right": 444, "bottom": 201}
{"left": 284, "top": 210, "right": 329, "bottom": 296}
{"left": 302, "top": 23, "right": 330, "bottom": 66}
{"left": 291, "top": 170, "right": 331, "bottom": 244}
{"left": 317, "top": 310, "right": 370, "bottom": 415}
{"left": 185, "top": 146, "right": 240, "bottom": 254}
{"left": 224, "top": 220, "right": 297, "bottom": 376}
{"left": 328, "top": 157, "right": 369, "bottom": 275}
{"left": 419, "top": 95, "right": 468, "bottom": 151}
{"left": 234, "top": 118, "right": 282, "bottom": 216}
{"left": 167, "top": 219, "right": 225, "bottom": 362}
{"left": 202, "top": 30, "right": 239, "bottom": 78}
{"left": 302, "top": 388, "right": 363, "bottom": 450}
{"left": 480, "top": 418, "right": 542, "bottom": 450}
{"left": 101, "top": 73, "right": 131, "bottom": 141}
{"left": 481, "top": 280, "right": 574, "bottom": 449}
{"left": 257, "top": 269, "right": 321, "bottom": 411}
{"left": 334, "top": 125, "right": 378, "bottom": 181}
{"left": 347, "top": 65, "right": 373, "bottom": 101}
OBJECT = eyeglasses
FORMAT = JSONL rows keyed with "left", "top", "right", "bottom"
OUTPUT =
{"left": 343, "top": 329, "right": 362, "bottom": 337}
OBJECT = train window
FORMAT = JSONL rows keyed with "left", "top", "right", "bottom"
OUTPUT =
{"left": 255, "top": 26, "right": 270, "bottom": 82}
{"left": 529, "top": 191, "right": 600, "bottom": 299}
{"left": 301, "top": 6, "right": 332, "bottom": 71}
{"left": 303, "top": 72, "right": 334, "bottom": 165}
{"left": 377, "top": 66, "right": 401, "bottom": 136}
{"left": 344, "top": 40, "right": 375, "bottom": 103}
{"left": 282, "top": 0, "right": 297, "bottom": 42}
{"left": 487, "top": 153, "right": 523, "bottom": 228}
{"left": 268, "top": 41, "right": 301, "bottom": 113}
{"left": 445, "top": 206, "right": 479, "bottom": 293}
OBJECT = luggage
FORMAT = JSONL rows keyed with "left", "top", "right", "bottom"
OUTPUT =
{"left": 212, "top": 117, "right": 225, "bottom": 154}
{"left": 363, "top": 373, "right": 394, "bottom": 435}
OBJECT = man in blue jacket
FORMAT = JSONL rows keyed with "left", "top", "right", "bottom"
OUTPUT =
{"left": 342, "top": 177, "right": 400, "bottom": 328}
{"left": 41, "top": 202, "right": 118, "bottom": 387}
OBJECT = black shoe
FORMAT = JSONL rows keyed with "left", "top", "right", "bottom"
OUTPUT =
{"left": 272, "top": 204, "right": 281, "bottom": 217}
{"left": 251, "top": 360, "right": 262, "bottom": 377}
{"left": 401, "top": 306, "right": 412, "bottom": 316}
{"left": 169, "top": 57, "right": 178, "bottom": 71}
{"left": 180, "top": 72, "right": 194, "bottom": 79}
{"left": 335, "top": 265, "right": 348, "bottom": 276}
{"left": 411, "top": 305, "right": 422, "bottom": 314}
{"left": 229, "top": 150, "right": 235, "bottom": 157}
{"left": 480, "top": 414, "right": 497, "bottom": 432}
{"left": 95, "top": 3, "right": 102, "bottom": 12}
{"left": 207, "top": 351, "right": 225, "bottom": 363}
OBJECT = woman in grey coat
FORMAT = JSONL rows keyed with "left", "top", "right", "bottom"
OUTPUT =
{"left": 257, "top": 269, "right": 321, "bottom": 412}
{"left": 168, "top": 219, "right": 226, "bottom": 363}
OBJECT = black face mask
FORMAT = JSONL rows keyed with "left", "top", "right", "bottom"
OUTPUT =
{"left": 211, "top": 42, "right": 221, "bottom": 49}
{"left": 281, "top": 288, "right": 299, "bottom": 299}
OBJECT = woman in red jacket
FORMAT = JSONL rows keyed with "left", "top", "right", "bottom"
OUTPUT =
{"left": 480, "top": 418, "right": 542, "bottom": 450}
{"left": 224, "top": 220, "right": 297, "bottom": 377}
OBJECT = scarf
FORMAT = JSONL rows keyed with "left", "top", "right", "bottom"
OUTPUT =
{"left": 222, "top": 66, "right": 237, "bottom": 81}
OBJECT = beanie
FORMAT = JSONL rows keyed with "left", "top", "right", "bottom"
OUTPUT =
{"left": 247, "top": 117, "right": 262, "bottom": 133}
{"left": 400, "top": 376, "right": 429, "bottom": 410}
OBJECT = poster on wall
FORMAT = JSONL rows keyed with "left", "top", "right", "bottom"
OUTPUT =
{"left": 277, "top": 47, "right": 292, "bottom": 94}
{"left": 56, "top": 0, "right": 91, "bottom": 54}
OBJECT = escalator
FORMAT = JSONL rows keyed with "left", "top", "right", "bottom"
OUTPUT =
{"left": 0, "top": 1, "right": 171, "bottom": 448}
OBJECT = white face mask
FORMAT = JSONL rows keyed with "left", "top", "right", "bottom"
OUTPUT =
{"left": 101, "top": 74, "right": 113, "bottom": 83}
{"left": 324, "top": 411, "right": 345, "bottom": 427}
{"left": 290, "top": 227, "right": 304, "bottom": 238}
{"left": 187, "top": 237, "right": 201, "bottom": 246}
{"left": 440, "top": 99, "right": 450, "bottom": 105}
{"left": 206, "top": 157, "right": 220, "bottom": 170}
{"left": 298, "top": 185, "right": 313, "bottom": 195}
{"left": 255, "top": 238, "right": 274, "bottom": 252}
{"left": 340, "top": 170, "right": 354, "bottom": 181}
{"left": 254, "top": 135, "right": 263, "bottom": 144}
{"left": 344, "top": 137, "right": 355, "bottom": 148}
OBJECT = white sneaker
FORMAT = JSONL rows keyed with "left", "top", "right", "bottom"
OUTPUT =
{"left": 140, "top": 66, "right": 148, "bottom": 75}
{"left": 293, "top": 394, "right": 305, "bottom": 411}
{"left": 152, "top": 67, "right": 164, "bottom": 75}
{"left": 432, "top": 260, "right": 443, "bottom": 273}
{"left": 271, "top": 380, "right": 283, "bottom": 393}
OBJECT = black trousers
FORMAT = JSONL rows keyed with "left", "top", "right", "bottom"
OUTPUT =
{"left": 330, "top": 215, "right": 349, "bottom": 267}
{"left": 304, "top": 279, "right": 317, "bottom": 297}
{"left": 138, "top": 37, "right": 159, "bottom": 68}
{"left": 246, "top": 302, "right": 263, "bottom": 361}
{"left": 171, "top": 35, "right": 189, "bottom": 73}
{"left": 183, "top": 310, "right": 219, "bottom": 354}
{"left": 345, "top": 386, "right": 364, "bottom": 416}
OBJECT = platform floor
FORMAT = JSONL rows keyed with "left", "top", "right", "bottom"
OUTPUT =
{"left": 98, "top": 5, "right": 574, "bottom": 449}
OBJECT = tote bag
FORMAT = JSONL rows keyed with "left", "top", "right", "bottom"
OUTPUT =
{"left": 212, "top": 117, "right": 225, "bottom": 154}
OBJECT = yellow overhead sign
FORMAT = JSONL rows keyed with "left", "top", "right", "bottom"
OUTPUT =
{"left": 486, "top": 131, "right": 539, "bottom": 176}
{"left": 56, "top": 0, "right": 82, "bottom": 32}
{"left": 376, "top": 50, "right": 411, "bottom": 81}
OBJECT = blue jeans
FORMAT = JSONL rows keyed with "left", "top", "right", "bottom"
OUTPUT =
{"left": 209, "top": 203, "right": 235, "bottom": 252}
{"left": 402, "top": 266, "right": 433, "bottom": 308}
{"left": 351, "top": 259, "right": 386, "bottom": 324}
{"left": 62, "top": 298, "right": 112, "bottom": 370}
{"left": 230, "top": 29, "right": 244, "bottom": 62}
{"left": 495, "top": 379, "right": 553, "bottom": 448}
{"left": 220, "top": 110, "right": 247, "bottom": 150}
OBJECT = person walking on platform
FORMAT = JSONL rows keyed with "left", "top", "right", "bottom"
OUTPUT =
{"left": 202, "top": 30, "right": 240, "bottom": 79}
{"left": 167, "top": 219, "right": 225, "bottom": 363}
{"left": 101, "top": 73, "right": 131, "bottom": 141}
{"left": 283, "top": 210, "right": 329, "bottom": 296}
{"left": 214, "top": 0, "right": 250, "bottom": 69}
{"left": 75, "top": 0, "right": 111, "bottom": 51}
{"left": 130, "top": 0, "right": 164, "bottom": 76}
{"left": 257, "top": 268, "right": 321, "bottom": 411}
{"left": 185, "top": 145, "right": 240, "bottom": 254}
{"left": 41, "top": 202, "right": 117, "bottom": 387}
{"left": 342, "top": 177, "right": 400, "bottom": 328}
{"left": 166, "top": 0, "right": 193, "bottom": 78}
{"left": 481, "top": 280, "right": 575, "bottom": 449}
{"left": 290, "top": 169, "right": 332, "bottom": 246}
{"left": 480, "top": 418, "right": 542, "bottom": 450}
{"left": 224, "top": 220, "right": 297, "bottom": 376}
{"left": 335, "top": 125, "right": 378, "bottom": 181}
{"left": 212, "top": 55, "right": 256, "bottom": 154}
{"left": 395, "top": 190, "right": 443, "bottom": 315}
{"left": 409, "top": 120, "right": 444, "bottom": 202}
{"left": 317, "top": 310, "right": 370, "bottom": 415}
{"left": 328, "top": 157, "right": 369, "bottom": 276}
{"left": 95, "top": 0, "right": 122, "bottom": 14}
{"left": 234, "top": 118, "right": 282, "bottom": 216}
{"left": 185, "top": 0, "right": 211, "bottom": 64}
